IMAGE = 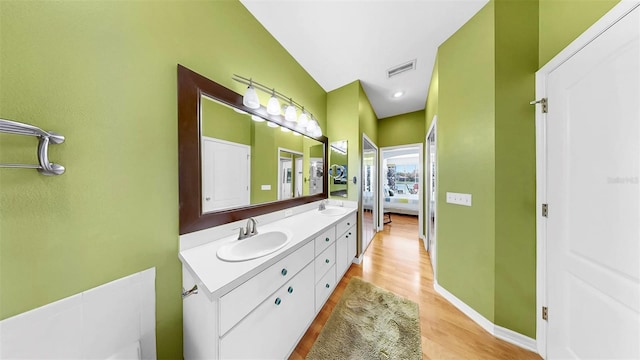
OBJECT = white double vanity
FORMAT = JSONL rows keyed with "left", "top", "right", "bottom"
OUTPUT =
{"left": 179, "top": 203, "right": 357, "bottom": 359}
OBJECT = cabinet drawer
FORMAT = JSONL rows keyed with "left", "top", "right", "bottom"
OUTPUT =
{"left": 314, "top": 242, "right": 336, "bottom": 281}
{"left": 220, "top": 263, "right": 315, "bottom": 359}
{"left": 315, "top": 265, "right": 336, "bottom": 313}
{"left": 314, "top": 227, "right": 336, "bottom": 255}
{"left": 336, "top": 213, "right": 357, "bottom": 238}
{"left": 219, "top": 240, "right": 314, "bottom": 336}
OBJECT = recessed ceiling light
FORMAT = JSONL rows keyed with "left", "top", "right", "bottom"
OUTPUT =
{"left": 392, "top": 91, "right": 404, "bottom": 98}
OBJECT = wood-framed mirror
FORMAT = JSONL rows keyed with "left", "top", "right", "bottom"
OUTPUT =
{"left": 178, "top": 65, "right": 328, "bottom": 235}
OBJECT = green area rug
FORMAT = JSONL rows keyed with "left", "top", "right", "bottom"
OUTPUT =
{"left": 306, "top": 277, "right": 422, "bottom": 360}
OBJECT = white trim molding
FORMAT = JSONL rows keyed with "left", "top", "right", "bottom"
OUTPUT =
{"left": 434, "top": 281, "right": 537, "bottom": 353}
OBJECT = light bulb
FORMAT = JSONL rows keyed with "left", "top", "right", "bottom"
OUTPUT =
{"left": 285, "top": 104, "right": 297, "bottom": 122}
{"left": 251, "top": 115, "right": 265, "bottom": 122}
{"left": 298, "top": 109, "right": 309, "bottom": 126}
{"left": 267, "top": 121, "right": 279, "bottom": 128}
{"left": 267, "top": 91, "right": 280, "bottom": 115}
{"left": 306, "top": 118, "right": 318, "bottom": 133}
{"left": 243, "top": 81, "right": 260, "bottom": 109}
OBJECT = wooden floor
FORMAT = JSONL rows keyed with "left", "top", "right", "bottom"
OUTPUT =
{"left": 290, "top": 214, "right": 541, "bottom": 360}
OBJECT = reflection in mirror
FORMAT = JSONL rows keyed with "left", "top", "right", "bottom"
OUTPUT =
{"left": 201, "top": 95, "right": 324, "bottom": 213}
{"left": 278, "top": 148, "right": 303, "bottom": 200}
{"left": 308, "top": 144, "right": 324, "bottom": 195}
{"left": 177, "top": 65, "right": 328, "bottom": 234}
{"left": 329, "top": 140, "right": 348, "bottom": 198}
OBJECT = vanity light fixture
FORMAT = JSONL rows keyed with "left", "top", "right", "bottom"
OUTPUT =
{"left": 242, "top": 79, "right": 261, "bottom": 109}
{"left": 284, "top": 99, "right": 297, "bottom": 123}
{"left": 267, "top": 89, "right": 281, "bottom": 116}
{"left": 232, "top": 74, "right": 323, "bottom": 138}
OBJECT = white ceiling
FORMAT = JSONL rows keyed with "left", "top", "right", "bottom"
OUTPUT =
{"left": 240, "top": 0, "right": 488, "bottom": 119}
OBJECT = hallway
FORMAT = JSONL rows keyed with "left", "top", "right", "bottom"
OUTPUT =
{"left": 291, "top": 215, "right": 540, "bottom": 359}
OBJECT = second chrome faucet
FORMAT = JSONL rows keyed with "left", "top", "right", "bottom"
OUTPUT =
{"left": 238, "top": 217, "right": 258, "bottom": 240}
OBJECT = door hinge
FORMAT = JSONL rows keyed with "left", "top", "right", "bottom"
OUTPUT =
{"left": 542, "top": 306, "right": 548, "bottom": 321}
{"left": 542, "top": 204, "right": 549, "bottom": 217}
{"left": 530, "top": 98, "right": 548, "bottom": 113}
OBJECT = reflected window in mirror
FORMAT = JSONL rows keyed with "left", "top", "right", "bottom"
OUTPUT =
{"left": 329, "top": 140, "right": 348, "bottom": 198}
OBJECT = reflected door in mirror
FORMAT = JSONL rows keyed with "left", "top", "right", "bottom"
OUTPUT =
{"left": 202, "top": 137, "right": 250, "bottom": 213}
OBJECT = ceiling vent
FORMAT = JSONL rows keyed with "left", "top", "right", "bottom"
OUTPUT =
{"left": 387, "top": 59, "right": 416, "bottom": 78}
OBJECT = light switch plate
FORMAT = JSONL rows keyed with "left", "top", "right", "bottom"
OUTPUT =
{"left": 261, "top": 185, "right": 271, "bottom": 191}
{"left": 446, "top": 192, "right": 472, "bottom": 206}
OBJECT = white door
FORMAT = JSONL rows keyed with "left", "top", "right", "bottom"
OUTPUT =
{"left": 201, "top": 137, "right": 250, "bottom": 212}
{"left": 544, "top": 6, "right": 639, "bottom": 358}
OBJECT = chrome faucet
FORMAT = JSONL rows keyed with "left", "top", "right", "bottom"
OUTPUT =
{"left": 318, "top": 200, "right": 327, "bottom": 211}
{"left": 238, "top": 217, "right": 258, "bottom": 240}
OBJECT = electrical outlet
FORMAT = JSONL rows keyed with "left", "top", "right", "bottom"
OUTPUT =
{"left": 446, "top": 192, "right": 472, "bottom": 206}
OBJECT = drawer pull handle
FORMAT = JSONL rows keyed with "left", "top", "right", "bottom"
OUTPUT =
{"left": 325, "top": 283, "right": 330, "bottom": 288}
{"left": 325, "top": 259, "right": 330, "bottom": 264}
{"left": 281, "top": 269, "right": 288, "bottom": 276}
{"left": 288, "top": 286, "right": 294, "bottom": 294}
{"left": 275, "top": 297, "right": 282, "bottom": 305}
{"left": 348, "top": 232, "right": 352, "bottom": 235}
{"left": 347, "top": 222, "right": 350, "bottom": 226}
{"left": 346, "top": 235, "right": 349, "bottom": 238}
{"left": 325, "top": 237, "right": 330, "bottom": 242}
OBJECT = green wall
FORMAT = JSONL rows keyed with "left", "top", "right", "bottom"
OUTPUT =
{"left": 494, "top": 0, "right": 538, "bottom": 337}
{"left": 426, "top": 57, "right": 439, "bottom": 131}
{"left": 327, "top": 81, "right": 360, "bottom": 202}
{"left": 438, "top": 1, "right": 496, "bottom": 321}
{"left": 378, "top": 110, "right": 426, "bottom": 148}
{"left": 539, "top": 0, "right": 619, "bottom": 66}
{"left": 358, "top": 82, "right": 378, "bottom": 146}
{"left": 0, "top": 1, "right": 326, "bottom": 358}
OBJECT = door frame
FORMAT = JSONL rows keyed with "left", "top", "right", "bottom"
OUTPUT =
{"left": 277, "top": 147, "right": 303, "bottom": 200}
{"left": 377, "top": 143, "right": 424, "bottom": 235}
{"left": 361, "top": 133, "right": 378, "bottom": 256}
{"left": 535, "top": 1, "right": 640, "bottom": 356}
{"left": 426, "top": 117, "right": 437, "bottom": 276}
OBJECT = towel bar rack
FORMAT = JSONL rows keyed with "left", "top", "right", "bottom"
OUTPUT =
{"left": 0, "top": 118, "right": 65, "bottom": 176}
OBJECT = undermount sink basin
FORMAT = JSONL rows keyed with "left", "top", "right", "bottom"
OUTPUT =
{"left": 217, "top": 230, "right": 291, "bottom": 262}
{"left": 319, "top": 207, "right": 347, "bottom": 216}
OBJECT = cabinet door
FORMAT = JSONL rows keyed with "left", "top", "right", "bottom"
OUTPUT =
{"left": 347, "top": 225, "right": 357, "bottom": 263}
{"left": 336, "top": 231, "right": 349, "bottom": 278}
{"left": 220, "top": 263, "right": 315, "bottom": 359}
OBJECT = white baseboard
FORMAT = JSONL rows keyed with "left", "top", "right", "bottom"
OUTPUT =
{"left": 494, "top": 325, "right": 538, "bottom": 353}
{"left": 434, "top": 281, "right": 537, "bottom": 354}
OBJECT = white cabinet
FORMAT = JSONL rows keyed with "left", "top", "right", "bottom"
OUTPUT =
{"left": 220, "top": 263, "right": 315, "bottom": 359}
{"left": 336, "top": 213, "right": 357, "bottom": 279}
{"left": 181, "top": 208, "right": 358, "bottom": 360}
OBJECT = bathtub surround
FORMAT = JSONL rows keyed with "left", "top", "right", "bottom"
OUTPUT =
{"left": 0, "top": 268, "right": 156, "bottom": 359}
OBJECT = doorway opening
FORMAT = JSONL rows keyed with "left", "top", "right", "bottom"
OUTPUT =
{"left": 379, "top": 143, "right": 424, "bottom": 238}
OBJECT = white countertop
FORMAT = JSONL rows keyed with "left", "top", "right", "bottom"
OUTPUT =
{"left": 179, "top": 206, "right": 357, "bottom": 298}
